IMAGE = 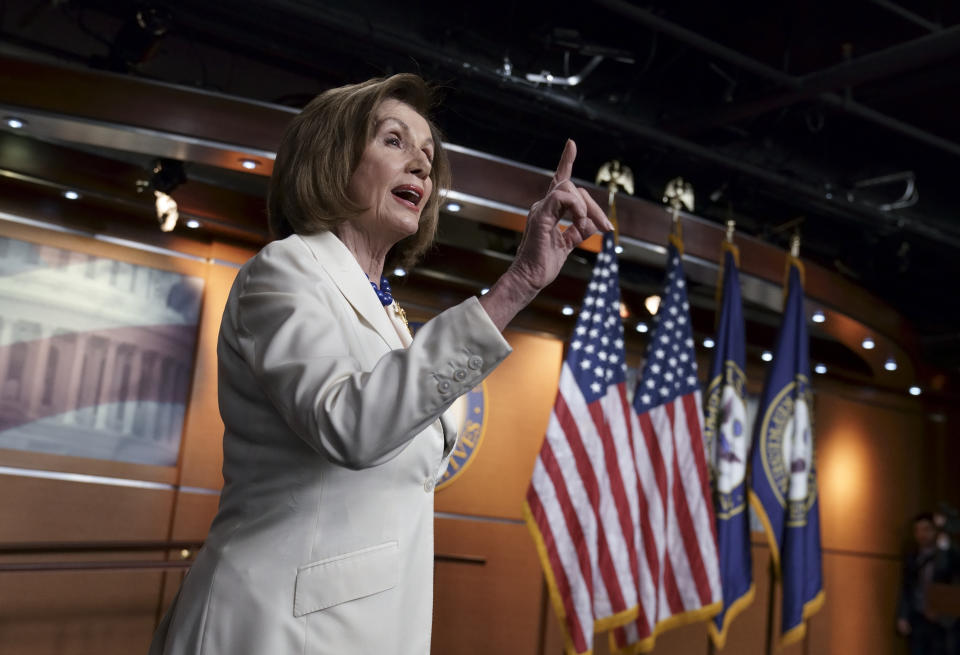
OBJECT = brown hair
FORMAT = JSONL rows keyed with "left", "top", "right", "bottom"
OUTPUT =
{"left": 267, "top": 74, "right": 451, "bottom": 268}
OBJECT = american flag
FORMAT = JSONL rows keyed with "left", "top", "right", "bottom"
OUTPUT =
{"left": 525, "top": 232, "right": 643, "bottom": 654}
{"left": 610, "top": 237, "right": 722, "bottom": 653}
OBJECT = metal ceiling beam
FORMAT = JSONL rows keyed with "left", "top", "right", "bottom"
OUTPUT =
{"left": 669, "top": 22, "right": 960, "bottom": 135}
{"left": 173, "top": 1, "right": 960, "bottom": 248}
{"left": 596, "top": 0, "right": 960, "bottom": 160}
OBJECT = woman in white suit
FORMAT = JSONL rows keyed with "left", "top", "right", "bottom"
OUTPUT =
{"left": 149, "top": 74, "right": 611, "bottom": 655}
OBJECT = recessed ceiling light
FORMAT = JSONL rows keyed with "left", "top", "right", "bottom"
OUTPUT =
{"left": 4, "top": 117, "right": 25, "bottom": 129}
{"left": 635, "top": 322, "right": 648, "bottom": 333}
{"left": 884, "top": 357, "right": 897, "bottom": 371}
{"left": 480, "top": 287, "right": 489, "bottom": 295}
{"left": 62, "top": 190, "right": 80, "bottom": 200}
{"left": 761, "top": 350, "right": 773, "bottom": 362}
{"left": 703, "top": 337, "right": 715, "bottom": 349}
{"left": 240, "top": 159, "right": 258, "bottom": 170}
{"left": 561, "top": 305, "right": 575, "bottom": 316}
{"left": 909, "top": 385, "right": 921, "bottom": 396}
{"left": 814, "top": 363, "right": 827, "bottom": 374}
{"left": 185, "top": 219, "right": 200, "bottom": 229}
{"left": 862, "top": 336, "right": 875, "bottom": 350}
{"left": 445, "top": 202, "right": 462, "bottom": 212}
{"left": 392, "top": 267, "right": 407, "bottom": 277}
{"left": 614, "top": 245, "right": 624, "bottom": 254}
{"left": 812, "top": 310, "right": 826, "bottom": 323}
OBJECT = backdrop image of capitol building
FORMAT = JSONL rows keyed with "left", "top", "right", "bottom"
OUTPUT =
{"left": 0, "top": 235, "right": 203, "bottom": 467}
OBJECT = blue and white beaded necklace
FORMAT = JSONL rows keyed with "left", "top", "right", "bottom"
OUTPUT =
{"left": 368, "top": 274, "right": 412, "bottom": 336}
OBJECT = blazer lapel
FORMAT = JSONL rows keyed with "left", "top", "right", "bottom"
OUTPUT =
{"left": 298, "top": 231, "right": 404, "bottom": 352}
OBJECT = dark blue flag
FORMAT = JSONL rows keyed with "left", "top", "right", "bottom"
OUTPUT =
{"left": 704, "top": 243, "right": 755, "bottom": 648}
{"left": 748, "top": 257, "right": 825, "bottom": 646}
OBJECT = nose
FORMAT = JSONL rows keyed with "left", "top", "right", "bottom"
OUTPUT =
{"left": 407, "top": 150, "right": 431, "bottom": 180}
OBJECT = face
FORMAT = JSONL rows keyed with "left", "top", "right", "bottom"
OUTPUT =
{"left": 914, "top": 519, "right": 937, "bottom": 549}
{"left": 346, "top": 98, "right": 434, "bottom": 248}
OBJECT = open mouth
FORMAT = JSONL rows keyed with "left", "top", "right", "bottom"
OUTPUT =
{"left": 391, "top": 185, "right": 423, "bottom": 207}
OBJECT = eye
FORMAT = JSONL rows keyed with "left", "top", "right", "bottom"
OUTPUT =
{"left": 385, "top": 133, "right": 402, "bottom": 148}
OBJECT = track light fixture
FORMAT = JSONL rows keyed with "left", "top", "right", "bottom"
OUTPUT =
{"left": 138, "top": 158, "right": 186, "bottom": 232}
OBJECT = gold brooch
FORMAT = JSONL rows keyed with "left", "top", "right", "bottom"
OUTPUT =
{"left": 393, "top": 301, "right": 413, "bottom": 337}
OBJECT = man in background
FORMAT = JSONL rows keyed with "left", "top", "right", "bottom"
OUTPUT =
{"left": 897, "top": 512, "right": 960, "bottom": 655}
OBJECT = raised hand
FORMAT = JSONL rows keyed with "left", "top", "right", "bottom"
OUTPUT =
{"left": 509, "top": 139, "right": 614, "bottom": 293}
{"left": 479, "top": 139, "right": 614, "bottom": 331}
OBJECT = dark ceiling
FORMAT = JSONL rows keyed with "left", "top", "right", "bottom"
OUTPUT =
{"left": 2, "top": 0, "right": 960, "bottom": 372}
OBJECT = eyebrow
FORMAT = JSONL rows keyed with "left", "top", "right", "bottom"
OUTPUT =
{"left": 375, "top": 116, "right": 434, "bottom": 149}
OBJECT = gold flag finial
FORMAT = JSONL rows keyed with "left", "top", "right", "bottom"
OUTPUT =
{"left": 596, "top": 160, "right": 634, "bottom": 241}
{"left": 790, "top": 233, "right": 801, "bottom": 258}
{"left": 662, "top": 176, "right": 694, "bottom": 223}
{"left": 725, "top": 219, "right": 736, "bottom": 243}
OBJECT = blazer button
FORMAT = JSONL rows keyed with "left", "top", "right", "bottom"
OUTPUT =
{"left": 423, "top": 477, "right": 436, "bottom": 493}
{"left": 453, "top": 369, "right": 467, "bottom": 382}
{"left": 437, "top": 380, "right": 452, "bottom": 395}
{"left": 467, "top": 356, "right": 483, "bottom": 370}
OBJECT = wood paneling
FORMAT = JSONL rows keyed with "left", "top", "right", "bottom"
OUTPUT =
{"left": 433, "top": 518, "right": 544, "bottom": 655}
{"left": 175, "top": 261, "right": 244, "bottom": 491}
{"left": 434, "top": 331, "right": 563, "bottom": 521}
{"left": 0, "top": 564, "right": 163, "bottom": 655}
{"left": 816, "top": 393, "right": 928, "bottom": 556}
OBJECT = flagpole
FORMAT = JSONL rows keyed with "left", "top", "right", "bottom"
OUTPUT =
{"left": 765, "top": 559, "right": 776, "bottom": 655}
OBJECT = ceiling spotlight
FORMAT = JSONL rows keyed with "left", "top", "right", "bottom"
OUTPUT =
{"left": 761, "top": 350, "right": 773, "bottom": 362}
{"left": 154, "top": 191, "right": 179, "bottom": 232}
{"left": 814, "top": 363, "right": 827, "bottom": 374}
{"left": 185, "top": 219, "right": 200, "bottom": 229}
{"left": 644, "top": 294, "right": 661, "bottom": 316}
{"left": 619, "top": 302, "right": 630, "bottom": 319}
{"left": 392, "top": 267, "right": 407, "bottom": 277}
{"left": 703, "top": 337, "right": 715, "bottom": 349}
{"left": 614, "top": 245, "right": 624, "bottom": 254}
{"left": 635, "top": 322, "right": 648, "bottom": 333}
{"left": 480, "top": 287, "right": 490, "bottom": 295}
{"left": 861, "top": 336, "right": 875, "bottom": 350}
{"left": 62, "top": 190, "right": 80, "bottom": 200}
{"left": 5, "top": 117, "right": 25, "bottom": 129}
{"left": 240, "top": 158, "right": 258, "bottom": 170}
{"left": 812, "top": 310, "right": 826, "bottom": 323}
{"left": 561, "top": 305, "right": 575, "bottom": 316}
{"left": 139, "top": 158, "right": 186, "bottom": 232}
{"left": 445, "top": 202, "right": 462, "bottom": 212}
{"left": 909, "top": 385, "right": 921, "bottom": 396}
{"left": 884, "top": 357, "right": 897, "bottom": 372}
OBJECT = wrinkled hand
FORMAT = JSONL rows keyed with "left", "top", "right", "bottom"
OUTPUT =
{"left": 478, "top": 139, "right": 614, "bottom": 331}
{"left": 508, "top": 139, "right": 614, "bottom": 294}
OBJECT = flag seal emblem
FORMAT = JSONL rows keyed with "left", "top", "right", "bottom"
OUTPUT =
{"left": 704, "top": 361, "right": 748, "bottom": 519}
{"left": 436, "top": 382, "right": 488, "bottom": 490}
{"left": 757, "top": 376, "right": 816, "bottom": 526}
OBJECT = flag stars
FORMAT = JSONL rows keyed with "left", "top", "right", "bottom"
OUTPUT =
{"left": 585, "top": 344, "right": 595, "bottom": 354}
{"left": 576, "top": 326, "right": 587, "bottom": 336}
{"left": 572, "top": 340, "right": 583, "bottom": 350}
{"left": 591, "top": 382, "right": 602, "bottom": 394}
{"left": 594, "top": 366, "right": 605, "bottom": 378}
{"left": 581, "top": 360, "right": 591, "bottom": 370}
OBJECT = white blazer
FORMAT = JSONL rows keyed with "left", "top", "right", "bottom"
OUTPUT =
{"left": 149, "top": 231, "right": 512, "bottom": 655}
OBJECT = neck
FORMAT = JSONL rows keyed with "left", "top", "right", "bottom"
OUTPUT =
{"left": 334, "top": 222, "right": 391, "bottom": 282}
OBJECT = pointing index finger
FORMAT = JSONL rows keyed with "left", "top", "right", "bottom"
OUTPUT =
{"left": 550, "top": 139, "right": 577, "bottom": 190}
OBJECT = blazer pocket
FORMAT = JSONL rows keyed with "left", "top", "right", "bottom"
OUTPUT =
{"left": 293, "top": 540, "right": 399, "bottom": 617}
